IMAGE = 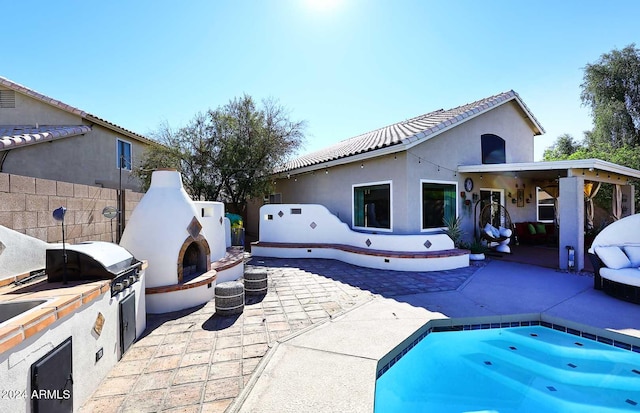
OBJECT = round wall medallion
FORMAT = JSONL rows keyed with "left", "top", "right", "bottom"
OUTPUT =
{"left": 464, "top": 178, "right": 474, "bottom": 192}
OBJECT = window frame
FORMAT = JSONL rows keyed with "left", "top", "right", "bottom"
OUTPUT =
{"left": 116, "top": 138, "right": 133, "bottom": 171}
{"left": 481, "top": 134, "right": 506, "bottom": 164}
{"left": 536, "top": 187, "right": 555, "bottom": 223}
{"left": 420, "top": 179, "right": 459, "bottom": 232}
{"left": 352, "top": 180, "right": 393, "bottom": 232}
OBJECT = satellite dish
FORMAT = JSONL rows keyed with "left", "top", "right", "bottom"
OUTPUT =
{"left": 102, "top": 206, "right": 118, "bottom": 220}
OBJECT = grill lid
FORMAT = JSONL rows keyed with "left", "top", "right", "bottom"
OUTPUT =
{"left": 47, "top": 241, "right": 140, "bottom": 282}
{"left": 64, "top": 242, "right": 135, "bottom": 273}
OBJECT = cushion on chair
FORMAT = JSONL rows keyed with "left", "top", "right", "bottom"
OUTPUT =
{"left": 527, "top": 223, "right": 536, "bottom": 235}
{"left": 623, "top": 246, "right": 640, "bottom": 267}
{"left": 535, "top": 223, "right": 547, "bottom": 235}
{"left": 595, "top": 246, "right": 632, "bottom": 270}
{"left": 484, "top": 223, "right": 500, "bottom": 238}
{"left": 499, "top": 226, "right": 512, "bottom": 237}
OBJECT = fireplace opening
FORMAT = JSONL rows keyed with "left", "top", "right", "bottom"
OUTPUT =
{"left": 178, "top": 235, "right": 211, "bottom": 283}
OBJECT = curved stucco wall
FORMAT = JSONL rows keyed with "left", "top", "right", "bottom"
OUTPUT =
{"left": 258, "top": 204, "right": 454, "bottom": 251}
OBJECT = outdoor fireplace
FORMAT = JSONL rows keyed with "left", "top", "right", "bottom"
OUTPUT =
{"left": 119, "top": 169, "right": 219, "bottom": 313}
{"left": 178, "top": 234, "right": 210, "bottom": 282}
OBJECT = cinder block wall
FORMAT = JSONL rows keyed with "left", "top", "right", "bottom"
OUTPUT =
{"left": 0, "top": 172, "right": 143, "bottom": 244}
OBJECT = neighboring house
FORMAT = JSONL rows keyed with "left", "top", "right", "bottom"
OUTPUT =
{"left": 254, "top": 90, "right": 640, "bottom": 271}
{"left": 0, "top": 76, "right": 158, "bottom": 242}
{"left": 0, "top": 76, "right": 154, "bottom": 191}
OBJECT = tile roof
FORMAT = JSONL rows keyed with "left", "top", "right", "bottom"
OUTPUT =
{"left": 280, "top": 90, "right": 544, "bottom": 173}
{"left": 0, "top": 125, "right": 91, "bottom": 150}
{"left": 0, "top": 76, "right": 154, "bottom": 145}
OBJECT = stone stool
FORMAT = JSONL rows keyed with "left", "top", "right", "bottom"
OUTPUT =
{"left": 243, "top": 268, "right": 268, "bottom": 296}
{"left": 215, "top": 281, "right": 245, "bottom": 315}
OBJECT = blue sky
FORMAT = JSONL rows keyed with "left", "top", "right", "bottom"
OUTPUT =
{"left": 4, "top": 0, "right": 640, "bottom": 160}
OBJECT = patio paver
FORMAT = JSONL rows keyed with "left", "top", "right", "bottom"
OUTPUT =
{"left": 81, "top": 257, "right": 640, "bottom": 413}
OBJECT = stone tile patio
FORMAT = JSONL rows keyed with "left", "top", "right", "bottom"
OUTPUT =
{"left": 80, "top": 257, "right": 483, "bottom": 413}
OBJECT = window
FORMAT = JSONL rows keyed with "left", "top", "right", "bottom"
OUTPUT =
{"left": 117, "top": 139, "right": 132, "bottom": 170}
{"left": 266, "top": 193, "right": 282, "bottom": 204}
{"left": 421, "top": 181, "right": 457, "bottom": 230}
{"left": 537, "top": 187, "right": 555, "bottom": 222}
{"left": 353, "top": 182, "right": 391, "bottom": 230}
{"left": 481, "top": 134, "right": 506, "bottom": 164}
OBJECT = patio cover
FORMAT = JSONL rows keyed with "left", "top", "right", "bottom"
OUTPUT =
{"left": 458, "top": 159, "right": 640, "bottom": 271}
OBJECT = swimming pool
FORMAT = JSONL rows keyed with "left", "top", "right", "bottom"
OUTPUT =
{"left": 375, "top": 326, "right": 640, "bottom": 412}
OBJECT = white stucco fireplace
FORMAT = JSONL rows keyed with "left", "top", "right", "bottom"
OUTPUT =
{"left": 120, "top": 169, "right": 240, "bottom": 313}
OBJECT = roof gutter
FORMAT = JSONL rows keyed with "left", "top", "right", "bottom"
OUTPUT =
{"left": 457, "top": 159, "right": 640, "bottom": 180}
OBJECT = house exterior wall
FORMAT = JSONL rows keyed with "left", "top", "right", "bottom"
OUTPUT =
{"left": 0, "top": 87, "right": 147, "bottom": 191}
{"left": 407, "top": 101, "right": 538, "bottom": 238}
{"left": 0, "top": 86, "right": 82, "bottom": 125}
{"left": 257, "top": 101, "right": 539, "bottom": 239}
{"left": 269, "top": 151, "right": 410, "bottom": 231}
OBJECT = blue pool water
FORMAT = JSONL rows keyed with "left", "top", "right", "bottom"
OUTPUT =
{"left": 375, "top": 326, "right": 640, "bottom": 412}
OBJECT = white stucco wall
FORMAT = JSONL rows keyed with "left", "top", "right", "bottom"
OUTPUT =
{"left": 0, "top": 275, "right": 145, "bottom": 413}
{"left": 257, "top": 204, "right": 454, "bottom": 251}
{"left": 193, "top": 201, "right": 227, "bottom": 261}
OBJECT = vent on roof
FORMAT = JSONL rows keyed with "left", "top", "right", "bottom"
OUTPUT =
{"left": 0, "top": 90, "right": 16, "bottom": 108}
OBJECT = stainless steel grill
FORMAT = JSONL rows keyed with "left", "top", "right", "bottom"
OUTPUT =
{"left": 46, "top": 241, "right": 142, "bottom": 295}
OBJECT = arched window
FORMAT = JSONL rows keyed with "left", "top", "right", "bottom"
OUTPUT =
{"left": 481, "top": 134, "right": 506, "bottom": 164}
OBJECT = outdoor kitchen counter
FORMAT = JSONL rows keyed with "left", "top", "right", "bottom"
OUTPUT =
{"left": 0, "top": 261, "right": 148, "bottom": 354}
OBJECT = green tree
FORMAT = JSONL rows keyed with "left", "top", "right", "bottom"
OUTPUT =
{"left": 136, "top": 95, "right": 305, "bottom": 214}
{"left": 581, "top": 44, "right": 640, "bottom": 149}
{"left": 542, "top": 133, "right": 583, "bottom": 161}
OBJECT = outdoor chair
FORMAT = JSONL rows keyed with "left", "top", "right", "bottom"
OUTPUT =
{"left": 479, "top": 203, "right": 514, "bottom": 253}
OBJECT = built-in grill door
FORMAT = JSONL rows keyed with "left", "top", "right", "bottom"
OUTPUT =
{"left": 120, "top": 292, "right": 136, "bottom": 358}
{"left": 31, "top": 336, "right": 73, "bottom": 413}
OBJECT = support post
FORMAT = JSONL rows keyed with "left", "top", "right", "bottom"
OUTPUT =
{"left": 559, "top": 176, "right": 584, "bottom": 271}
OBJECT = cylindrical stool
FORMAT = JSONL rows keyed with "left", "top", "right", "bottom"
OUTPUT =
{"left": 215, "top": 281, "right": 245, "bottom": 315}
{"left": 243, "top": 268, "right": 268, "bottom": 296}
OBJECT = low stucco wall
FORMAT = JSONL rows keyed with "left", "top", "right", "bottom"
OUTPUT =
{"left": 257, "top": 204, "right": 454, "bottom": 252}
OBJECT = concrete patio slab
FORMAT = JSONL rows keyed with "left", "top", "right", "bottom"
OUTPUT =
{"left": 286, "top": 299, "right": 440, "bottom": 360}
{"left": 237, "top": 344, "right": 377, "bottom": 413}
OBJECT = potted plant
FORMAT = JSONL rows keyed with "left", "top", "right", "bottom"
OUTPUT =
{"left": 461, "top": 239, "right": 488, "bottom": 261}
